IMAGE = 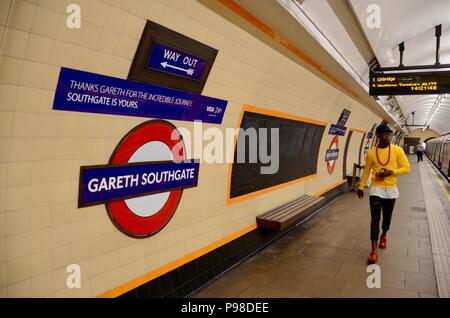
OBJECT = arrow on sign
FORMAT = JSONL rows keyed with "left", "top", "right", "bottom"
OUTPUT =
{"left": 160, "top": 62, "right": 194, "bottom": 76}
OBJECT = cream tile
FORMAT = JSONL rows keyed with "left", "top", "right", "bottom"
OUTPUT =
{"left": 31, "top": 160, "right": 53, "bottom": 184}
{"left": 51, "top": 244, "right": 73, "bottom": 269}
{"left": 89, "top": 255, "right": 105, "bottom": 277}
{"left": 0, "top": 238, "right": 5, "bottom": 262}
{"left": 5, "top": 185, "right": 30, "bottom": 212}
{"left": 31, "top": 271, "right": 53, "bottom": 297}
{"left": 69, "top": 220, "right": 87, "bottom": 242}
{"left": 15, "top": 86, "right": 42, "bottom": 113}
{"left": 5, "top": 209, "right": 29, "bottom": 236}
{"left": 11, "top": 112, "right": 38, "bottom": 137}
{"left": 6, "top": 161, "right": 32, "bottom": 186}
{"left": 51, "top": 159, "right": 72, "bottom": 182}
{"left": 25, "top": 33, "right": 54, "bottom": 63}
{"left": 0, "top": 213, "right": 4, "bottom": 237}
{"left": 90, "top": 273, "right": 107, "bottom": 296}
{"left": 0, "top": 262, "right": 6, "bottom": 288}
{"left": 0, "top": 0, "right": 12, "bottom": 26}
{"left": 6, "top": 255, "right": 31, "bottom": 284}
{"left": 32, "top": 138, "right": 55, "bottom": 161}
{"left": 2, "top": 28, "right": 29, "bottom": 58}
{"left": 20, "top": 60, "right": 59, "bottom": 90}
{"left": 31, "top": 5, "right": 62, "bottom": 38}
{"left": 87, "top": 236, "right": 103, "bottom": 259}
{"left": 7, "top": 0, "right": 36, "bottom": 32}
{"left": 36, "top": 114, "right": 60, "bottom": 138}
{"left": 6, "top": 232, "right": 30, "bottom": 259}
{"left": 50, "top": 40, "right": 76, "bottom": 68}
{"left": 51, "top": 181, "right": 72, "bottom": 204}
{"left": 0, "top": 57, "right": 23, "bottom": 85}
{"left": 29, "top": 183, "right": 52, "bottom": 208}
{"left": 8, "top": 137, "right": 34, "bottom": 162}
{"left": 50, "top": 202, "right": 70, "bottom": 226}
{"left": 50, "top": 224, "right": 71, "bottom": 249}
{"left": 28, "top": 206, "right": 50, "bottom": 231}
{"left": 0, "top": 138, "right": 10, "bottom": 163}
{"left": 30, "top": 250, "right": 52, "bottom": 277}
{"left": 113, "top": 34, "right": 138, "bottom": 59}
{"left": 29, "top": 228, "right": 51, "bottom": 254}
{"left": 54, "top": 287, "right": 78, "bottom": 298}
{"left": 87, "top": 217, "right": 103, "bottom": 238}
{"left": 7, "top": 278, "right": 33, "bottom": 297}
{"left": 0, "top": 84, "right": 18, "bottom": 111}
{"left": 122, "top": 13, "right": 145, "bottom": 39}
{"left": 0, "top": 112, "right": 14, "bottom": 137}
{"left": 51, "top": 266, "right": 67, "bottom": 292}
{"left": 33, "top": 0, "right": 68, "bottom": 13}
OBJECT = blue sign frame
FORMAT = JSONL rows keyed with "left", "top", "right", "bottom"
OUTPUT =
{"left": 79, "top": 160, "right": 200, "bottom": 207}
{"left": 148, "top": 43, "right": 207, "bottom": 81}
{"left": 53, "top": 67, "right": 227, "bottom": 124}
{"left": 328, "top": 124, "right": 347, "bottom": 136}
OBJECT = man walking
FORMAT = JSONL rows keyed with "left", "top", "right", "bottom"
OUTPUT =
{"left": 357, "top": 124, "right": 411, "bottom": 264}
{"left": 416, "top": 142, "right": 425, "bottom": 162}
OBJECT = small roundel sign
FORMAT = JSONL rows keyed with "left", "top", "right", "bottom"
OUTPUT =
{"left": 325, "top": 136, "right": 339, "bottom": 174}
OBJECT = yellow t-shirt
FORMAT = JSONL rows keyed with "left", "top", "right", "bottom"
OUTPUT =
{"left": 359, "top": 144, "right": 411, "bottom": 190}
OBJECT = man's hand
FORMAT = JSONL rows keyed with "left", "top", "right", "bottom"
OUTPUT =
{"left": 357, "top": 189, "right": 364, "bottom": 199}
{"left": 382, "top": 169, "right": 394, "bottom": 176}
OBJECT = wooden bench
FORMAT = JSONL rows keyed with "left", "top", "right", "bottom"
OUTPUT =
{"left": 256, "top": 195, "right": 325, "bottom": 231}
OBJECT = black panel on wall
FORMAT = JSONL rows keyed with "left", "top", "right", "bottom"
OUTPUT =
{"left": 230, "top": 111, "right": 325, "bottom": 199}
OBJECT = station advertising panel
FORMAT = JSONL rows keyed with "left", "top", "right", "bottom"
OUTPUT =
{"left": 369, "top": 70, "right": 450, "bottom": 95}
{"left": 53, "top": 67, "right": 227, "bottom": 124}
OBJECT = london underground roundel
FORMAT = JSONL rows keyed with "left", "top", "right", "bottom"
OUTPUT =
{"left": 326, "top": 136, "right": 339, "bottom": 174}
{"left": 106, "top": 120, "right": 185, "bottom": 237}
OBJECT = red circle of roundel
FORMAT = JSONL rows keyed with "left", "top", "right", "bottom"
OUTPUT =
{"left": 327, "top": 136, "right": 339, "bottom": 174}
{"left": 106, "top": 120, "right": 184, "bottom": 238}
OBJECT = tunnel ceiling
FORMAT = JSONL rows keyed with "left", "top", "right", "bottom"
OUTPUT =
{"left": 349, "top": 0, "right": 450, "bottom": 135}
{"left": 272, "top": 0, "right": 450, "bottom": 135}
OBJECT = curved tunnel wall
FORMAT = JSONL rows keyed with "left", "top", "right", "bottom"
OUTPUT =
{"left": 0, "top": 0, "right": 382, "bottom": 297}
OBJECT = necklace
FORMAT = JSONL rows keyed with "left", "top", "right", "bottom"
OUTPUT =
{"left": 376, "top": 144, "right": 390, "bottom": 166}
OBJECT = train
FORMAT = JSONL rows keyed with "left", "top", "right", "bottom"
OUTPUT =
{"left": 425, "top": 133, "right": 450, "bottom": 179}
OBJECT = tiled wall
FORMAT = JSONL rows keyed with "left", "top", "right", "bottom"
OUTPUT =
{"left": 0, "top": 0, "right": 381, "bottom": 297}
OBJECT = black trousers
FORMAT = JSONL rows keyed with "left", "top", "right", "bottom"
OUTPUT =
{"left": 417, "top": 151, "right": 423, "bottom": 161}
{"left": 369, "top": 196, "right": 396, "bottom": 240}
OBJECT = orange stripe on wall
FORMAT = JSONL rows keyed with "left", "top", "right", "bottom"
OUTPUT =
{"left": 350, "top": 128, "right": 366, "bottom": 134}
{"left": 98, "top": 177, "right": 347, "bottom": 298}
{"left": 314, "top": 179, "right": 348, "bottom": 196}
{"left": 218, "top": 0, "right": 366, "bottom": 109}
{"left": 97, "top": 224, "right": 258, "bottom": 298}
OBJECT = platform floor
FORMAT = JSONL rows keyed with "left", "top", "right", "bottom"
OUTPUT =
{"left": 192, "top": 156, "right": 450, "bottom": 298}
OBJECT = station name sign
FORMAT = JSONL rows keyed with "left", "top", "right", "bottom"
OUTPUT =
{"left": 369, "top": 70, "right": 450, "bottom": 95}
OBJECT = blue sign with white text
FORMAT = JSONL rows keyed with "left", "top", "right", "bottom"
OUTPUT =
{"left": 53, "top": 67, "right": 227, "bottom": 124}
{"left": 148, "top": 43, "right": 207, "bottom": 81}
{"left": 79, "top": 160, "right": 200, "bottom": 207}
{"left": 328, "top": 124, "right": 347, "bottom": 136}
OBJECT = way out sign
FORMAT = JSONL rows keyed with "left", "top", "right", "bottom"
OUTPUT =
{"left": 148, "top": 43, "right": 206, "bottom": 81}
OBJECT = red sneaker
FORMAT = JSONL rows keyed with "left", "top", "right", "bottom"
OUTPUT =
{"left": 368, "top": 251, "right": 378, "bottom": 264}
{"left": 379, "top": 236, "right": 387, "bottom": 249}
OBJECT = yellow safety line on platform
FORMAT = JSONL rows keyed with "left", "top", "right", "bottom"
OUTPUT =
{"left": 429, "top": 164, "right": 450, "bottom": 201}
